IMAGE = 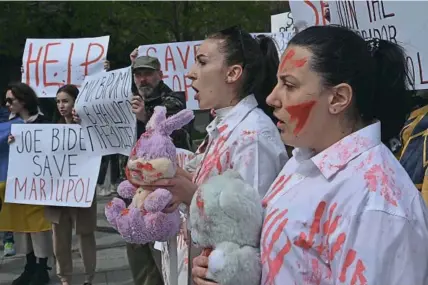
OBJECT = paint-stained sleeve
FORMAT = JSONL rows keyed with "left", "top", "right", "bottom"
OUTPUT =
{"left": 231, "top": 130, "right": 288, "bottom": 198}
{"left": 330, "top": 202, "right": 428, "bottom": 285}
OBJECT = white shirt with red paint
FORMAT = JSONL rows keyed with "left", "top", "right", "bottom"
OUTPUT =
{"left": 193, "top": 94, "right": 289, "bottom": 197}
{"left": 261, "top": 122, "right": 428, "bottom": 285}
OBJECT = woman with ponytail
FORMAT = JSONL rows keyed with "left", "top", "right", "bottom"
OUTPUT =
{"left": 146, "top": 26, "right": 288, "bottom": 285}
{"left": 191, "top": 25, "right": 428, "bottom": 285}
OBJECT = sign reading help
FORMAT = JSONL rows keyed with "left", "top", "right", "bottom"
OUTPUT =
{"left": 22, "top": 36, "right": 110, "bottom": 98}
{"left": 6, "top": 124, "right": 101, "bottom": 208}
{"left": 74, "top": 66, "right": 136, "bottom": 156}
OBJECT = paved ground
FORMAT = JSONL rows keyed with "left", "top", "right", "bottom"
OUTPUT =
{"left": 0, "top": 196, "right": 133, "bottom": 285}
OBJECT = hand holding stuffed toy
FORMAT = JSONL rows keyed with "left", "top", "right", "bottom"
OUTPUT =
{"left": 189, "top": 170, "right": 264, "bottom": 285}
{"left": 105, "top": 106, "right": 194, "bottom": 244}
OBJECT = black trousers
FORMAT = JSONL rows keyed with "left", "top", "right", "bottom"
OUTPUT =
{"left": 97, "top": 154, "right": 120, "bottom": 185}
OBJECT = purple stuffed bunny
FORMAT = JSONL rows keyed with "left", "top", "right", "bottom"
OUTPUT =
{"left": 105, "top": 106, "right": 194, "bottom": 244}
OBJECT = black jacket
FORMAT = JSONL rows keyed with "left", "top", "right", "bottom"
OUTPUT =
{"left": 136, "top": 81, "right": 193, "bottom": 151}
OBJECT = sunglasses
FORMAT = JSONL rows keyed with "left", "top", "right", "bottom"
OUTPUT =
{"left": 219, "top": 25, "right": 247, "bottom": 68}
{"left": 5, "top": 97, "right": 15, "bottom": 105}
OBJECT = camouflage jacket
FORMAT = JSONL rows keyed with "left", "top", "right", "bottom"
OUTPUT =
{"left": 136, "top": 80, "right": 193, "bottom": 151}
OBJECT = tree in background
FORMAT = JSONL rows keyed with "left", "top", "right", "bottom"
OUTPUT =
{"left": 0, "top": 1, "right": 289, "bottom": 91}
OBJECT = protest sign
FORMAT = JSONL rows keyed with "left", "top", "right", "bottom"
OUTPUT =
{"left": 74, "top": 66, "right": 135, "bottom": 156}
{"left": 289, "top": 0, "right": 330, "bottom": 30}
{"left": 5, "top": 124, "right": 101, "bottom": 207}
{"left": 138, "top": 32, "right": 289, "bottom": 110}
{"left": 271, "top": 12, "right": 295, "bottom": 33}
{"left": 22, "top": 36, "right": 110, "bottom": 98}
{"left": 328, "top": 1, "right": 428, "bottom": 90}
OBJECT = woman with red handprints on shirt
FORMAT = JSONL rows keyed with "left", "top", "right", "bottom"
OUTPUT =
{"left": 44, "top": 84, "right": 97, "bottom": 285}
{"left": 145, "top": 26, "right": 289, "bottom": 285}
{"left": 195, "top": 25, "right": 428, "bottom": 285}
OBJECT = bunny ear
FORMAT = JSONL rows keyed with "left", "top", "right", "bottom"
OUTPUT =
{"left": 160, "top": 109, "right": 195, "bottom": 135}
{"left": 146, "top": 106, "right": 167, "bottom": 130}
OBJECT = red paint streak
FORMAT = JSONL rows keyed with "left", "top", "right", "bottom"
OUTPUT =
{"left": 329, "top": 233, "right": 346, "bottom": 261}
{"left": 67, "top": 42, "right": 74, "bottom": 84}
{"left": 121, "top": 208, "right": 130, "bottom": 216}
{"left": 351, "top": 259, "right": 367, "bottom": 285}
{"left": 262, "top": 209, "right": 291, "bottom": 285}
{"left": 285, "top": 100, "right": 316, "bottom": 136}
{"left": 339, "top": 249, "right": 356, "bottom": 282}
{"left": 262, "top": 175, "right": 291, "bottom": 208}
{"left": 279, "top": 48, "right": 308, "bottom": 72}
{"left": 294, "top": 201, "right": 325, "bottom": 249}
{"left": 136, "top": 162, "right": 154, "bottom": 171}
{"left": 218, "top": 124, "right": 228, "bottom": 133}
{"left": 107, "top": 201, "right": 113, "bottom": 208}
{"left": 364, "top": 164, "right": 398, "bottom": 206}
{"left": 279, "top": 49, "right": 296, "bottom": 72}
{"left": 201, "top": 248, "right": 213, "bottom": 257}
{"left": 196, "top": 189, "right": 204, "bottom": 210}
{"left": 261, "top": 209, "right": 288, "bottom": 264}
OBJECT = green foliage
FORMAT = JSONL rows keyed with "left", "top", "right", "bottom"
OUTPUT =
{"left": 0, "top": 1, "right": 289, "bottom": 90}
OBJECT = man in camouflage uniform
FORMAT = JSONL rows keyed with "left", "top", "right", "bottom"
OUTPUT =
{"left": 124, "top": 54, "right": 193, "bottom": 285}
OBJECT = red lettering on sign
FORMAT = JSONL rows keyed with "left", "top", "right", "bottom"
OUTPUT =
{"left": 80, "top": 42, "right": 105, "bottom": 76}
{"left": 177, "top": 45, "right": 191, "bottom": 69}
{"left": 146, "top": 46, "right": 157, "bottom": 57}
{"left": 42, "top": 42, "right": 61, "bottom": 87}
{"left": 25, "top": 43, "right": 43, "bottom": 86}
{"left": 67, "top": 43, "right": 75, "bottom": 84}
{"left": 165, "top": 45, "right": 176, "bottom": 72}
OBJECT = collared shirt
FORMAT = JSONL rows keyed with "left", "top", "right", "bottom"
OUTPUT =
{"left": 193, "top": 94, "right": 288, "bottom": 197}
{"left": 261, "top": 122, "right": 428, "bottom": 285}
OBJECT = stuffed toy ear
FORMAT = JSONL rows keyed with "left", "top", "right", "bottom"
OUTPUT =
{"left": 146, "top": 106, "right": 167, "bottom": 130}
{"left": 159, "top": 109, "right": 194, "bottom": 136}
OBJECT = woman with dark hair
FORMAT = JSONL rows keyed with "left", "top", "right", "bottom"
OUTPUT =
{"left": 146, "top": 26, "right": 288, "bottom": 284}
{"left": 5, "top": 82, "right": 52, "bottom": 285}
{"left": 44, "top": 84, "right": 97, "bottom": 285}
{"left": 194, "top": 25, "right": 428, "bottom": 285}
{"left": 5, "top": 82, "right": 49, "bottom": 123}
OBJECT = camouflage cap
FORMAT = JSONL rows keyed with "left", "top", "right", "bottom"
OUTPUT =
{"left": 132, "top": 55, "right": 161, "bottom": 71}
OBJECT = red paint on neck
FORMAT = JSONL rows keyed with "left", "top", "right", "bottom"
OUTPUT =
{"left": 285, "top": 100, "right": 316, "bottom": 136}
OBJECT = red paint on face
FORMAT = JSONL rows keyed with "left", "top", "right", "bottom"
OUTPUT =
{"left": 285, "top": 100, "right": 316, "bottom": 136}
{"left": 279, "top": 48, "right": 308, "bottom": 72}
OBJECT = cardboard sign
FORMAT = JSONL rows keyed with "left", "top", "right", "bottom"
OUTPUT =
{"left": 271, "top": 12, "right": 295, "bottom": 33}
{"left": 328, "top": 0, "right": 428, "bottom": 89}
{"left": 74, "top": 66, "right": 136, "bottom": 156}
{"left": 22, "top": 36, "right": 110, "bottom": 98}
{"left": 5, "top": 124, "right": 101, "bottom": 207}
{"left": 138, "top": 33, "right": 289, "bottom": 110}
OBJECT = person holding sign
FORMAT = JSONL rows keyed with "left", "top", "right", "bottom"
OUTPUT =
{"left": 4, "top": 82, "right": 53, "bottom": 285}
{"left": 194, "top": 25, "right": 428, "bottom": 285}
{"left": 145, "top": 26, "right": 288, "bottom": 285}
{"left": 44, "top": 84, "right": 97, "bottom": 285}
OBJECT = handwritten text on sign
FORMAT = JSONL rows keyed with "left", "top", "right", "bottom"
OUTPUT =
{"left": 138, "top": 32, "right": 290, "bottom": 110}
{"left": 6, "top": 124, "right": 101, "bottom": 207}
{"left": 328, "top": 0, "right": 428, "bottom": 89}
{"left": 289, "top": 0, "right": 330, "bottom": 28}
{"left": 74, "top": 67, "right": 136, "bottom": 156}
{"left": 22, "top": 36, "right": 110, "bottom": 98}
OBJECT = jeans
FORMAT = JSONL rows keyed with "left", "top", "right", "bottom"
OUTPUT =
{"left": 2, "top": 231, "right": 14, "bottom": 244}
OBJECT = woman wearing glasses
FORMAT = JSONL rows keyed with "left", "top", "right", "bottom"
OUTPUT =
{"left": 4, "top": 82, "right": 53, "bottom": 285}
{"left": 195, "top": 25, "right": 428, "bottom": 285}
{"left": 148, "top": 27, "right": 288, "bottom": 284}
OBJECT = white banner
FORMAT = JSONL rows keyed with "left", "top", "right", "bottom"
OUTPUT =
{"left": 138, "top": 32, "right": 290, "bottom": 110}
{"left": 74, "top": 66, "right": 135, "bottom": 156}
{"left": 6, "top": 124, "right": 101, "bottom": 207}
{"left": 22, "top": 36, "right": 110, "bottom": 98}
{"left": 328, "top": 1, "right": 428, "bottom": 90}
{"left": 271, "top": 12, "right": 295, "bottom": 33}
